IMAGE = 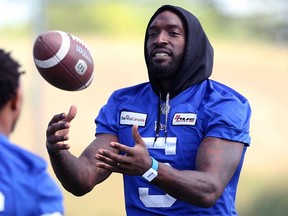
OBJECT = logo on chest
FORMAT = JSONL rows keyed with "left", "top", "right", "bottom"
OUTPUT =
{"left": 172, "top": 113, "right": 197, "bottom": 126}
{"left": 120, "top": 111, "right": 147, "bottom": 126}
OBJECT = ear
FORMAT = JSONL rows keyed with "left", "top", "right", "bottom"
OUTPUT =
{"left": 10, "top": 87, "right": 23, "bottom": 112}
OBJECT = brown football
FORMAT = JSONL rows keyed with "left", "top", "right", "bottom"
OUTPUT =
{"left": 33, "top": 30, "right": 94, "bottom": 91}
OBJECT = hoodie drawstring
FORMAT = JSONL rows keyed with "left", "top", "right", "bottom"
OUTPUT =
{"left": 153, "top": 93, "right": 161, "bottom": 146}
{"left": 153, "top": 92, "right": 170, "bottom": 146}
{"left": 164, "top": 92, "right": 170, "bottom": 143}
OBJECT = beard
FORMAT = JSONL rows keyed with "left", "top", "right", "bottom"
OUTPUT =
{"left": 147, "top": 53, "right": 183, "bottom": 80}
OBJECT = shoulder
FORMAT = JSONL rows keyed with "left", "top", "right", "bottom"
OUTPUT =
{"left": 0, "top": 136, "right": 47, "bottom": 174}
{"left": 108, "top": 82, "right": 152, "bottom": 104}
{"left": 0, "top": 136, "right": 63, "bottom": 214}
{"left": 204, "top": 79, "right": 249, "bottom": 103}
{"left": 196, "top": 80, "right": 251, "bottom": 144}
{"left": 112, "top": 82, "right": 150, "bottom": 96}
{"left": 194, "top": 80, "right": 251, "bottom": 111}
{"left": 183, "top": 80, "right": 250, "bottom": 112}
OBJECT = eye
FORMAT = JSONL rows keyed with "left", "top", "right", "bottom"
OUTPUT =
{"left": 148, "top": 31, "right": 158, "bottom": 38}
{"left": 169, "top": 30, "right": 182, "bottom": 37}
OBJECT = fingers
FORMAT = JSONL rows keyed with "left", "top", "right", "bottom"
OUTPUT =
{"left": 110, "top": 142, "right": 131, "bottom": 154}
{"left": 96, "top": 126, "right": 151, "bottom": 175}
{"left": 132, "top": 124, "right": 140, "bottom": 140}
{"left": 97, "top": 147, "right": 125, "bottom": 163}
{"left": 47, "top": 105, "right": 77, "bottom": 127}
{"left": 46, "top": 121, "right": 71, "bottom": 154}
{"left": 108, "top": 125, "right": 145, "bottom": 154}
{"left": 46, "top": 105, "right": 77, "bottom": 136}
{"left": 48, "top": 113, "right": 66, "bottom": 127}
{"left": 46, "top": 105, "right": 77, "bottom": 154}
{"left": 46, "top": 142, "right": 70, "bottom": 154}
{"left": 96, "top": 149, "right": 126, "bottom": 173}
{"left": 132, "top": 125, "right": 145, "bottom": 147}
{"left": 96, "top": 149, "right": 119, "bottom": 166}
{"left": 65, "top": 105, "right": 77, "bottom": 122}
{"left": 96, "top": 142, "right": 149, "bottom": 175}
{"left": 46, "top": 121, "right": 69, "bottom": 142}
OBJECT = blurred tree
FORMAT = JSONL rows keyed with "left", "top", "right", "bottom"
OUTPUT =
{"left": 1, "top": 0, "right": 287, "bottom": 44}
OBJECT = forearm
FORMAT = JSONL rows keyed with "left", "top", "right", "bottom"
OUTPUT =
{"left": 152, "top": 163, "right": 220, "bottom": 207}
{"left": 151, "top": 138, "right": 244, "bottom": 207}
{"left": 48, "top": 150, "right": 94, "bottom": 196}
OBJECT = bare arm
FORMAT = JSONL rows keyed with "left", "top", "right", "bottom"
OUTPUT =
{"left": 96, "top": 125, "right": 244, "bottom": 207}
{"left": 46, "top": 105, "right": 118, "bottom": 196}
{"left": 152, "top": 137, "right": 244, "bottom": 207}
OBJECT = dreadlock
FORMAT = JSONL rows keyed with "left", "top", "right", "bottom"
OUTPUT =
{"left": 0, "top": 49, "right": 24, "bottom": 109}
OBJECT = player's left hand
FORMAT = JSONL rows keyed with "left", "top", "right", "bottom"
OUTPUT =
{"left": 95, "top": 125, "right": 152, "bottom": 176}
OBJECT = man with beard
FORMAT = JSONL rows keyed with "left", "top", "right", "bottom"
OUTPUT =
{"left": 46, "top": 5, "right": 251, "bottom": 215}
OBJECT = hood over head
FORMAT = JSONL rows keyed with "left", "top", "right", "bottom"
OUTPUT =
{"left": 144, "top": 5, "right": 214, "bottom": 99}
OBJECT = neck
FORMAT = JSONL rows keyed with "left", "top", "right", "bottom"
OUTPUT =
{"left": 158, "top": 79, "right": 171, "bottom": 96}
{"left": 0, "top": 103, "right": 14, "bottom": 137}
{"left": 0, "top": 119, "right": 10, "bottom": 137}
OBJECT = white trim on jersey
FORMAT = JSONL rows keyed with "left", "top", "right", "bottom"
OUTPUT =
{"left": 142, "top": 137, "right": 177, "bottom": 155}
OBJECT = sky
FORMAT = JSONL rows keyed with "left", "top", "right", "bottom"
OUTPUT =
{"left": 214, "top": 0, "right": 288, "bottom": 19}
{"left": 0, "top": 0, "right": 32, "bottom": 27}
{"left": 0, "top": 0, "right": 47, "bottom": 34}
{"left": 0, "top": 0, "right": 287, "bottom": 29}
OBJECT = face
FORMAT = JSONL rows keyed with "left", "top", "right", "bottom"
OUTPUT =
{"left": 146, "top": 10, "right": 186, "bottom": 80}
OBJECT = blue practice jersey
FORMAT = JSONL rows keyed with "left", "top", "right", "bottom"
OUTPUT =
{"left": 95, "top": 80, "right": 251, "bottom": 216}
{"left": 0, "top": 134, "right": 64, "bottom": 216}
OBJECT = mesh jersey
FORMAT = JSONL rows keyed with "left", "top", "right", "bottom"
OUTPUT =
{"left": 95, "top": 80, "right": 251, "bottom": 216}
{"left": 0, "top": 134, "right": 64, "bottom": 216}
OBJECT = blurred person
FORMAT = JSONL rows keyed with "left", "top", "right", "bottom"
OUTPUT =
{"left": 0, "top": 49, "right": 64, "bottom": 215}
{"left": 46, "top": 5, "right": 251, "bottom": 216}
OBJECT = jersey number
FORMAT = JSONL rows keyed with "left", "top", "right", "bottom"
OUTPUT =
{"left": 0, "top": 191, "right": 4, "bottom": 212}
{"left": 139, "top": 137, "right": 177, "bottom": 208}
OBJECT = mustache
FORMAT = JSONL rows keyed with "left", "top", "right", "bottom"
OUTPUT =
{"left": 150, "top": 48, "right": 173, "bottom": 57}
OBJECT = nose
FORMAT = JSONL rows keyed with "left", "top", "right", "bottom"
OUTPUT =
{"left": 154, "top": 31, "right": 168, "bottom": 45}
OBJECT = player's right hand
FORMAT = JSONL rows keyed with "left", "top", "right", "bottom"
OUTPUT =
{"left": 46, "top": 105, "right": 77, "bottom": 154}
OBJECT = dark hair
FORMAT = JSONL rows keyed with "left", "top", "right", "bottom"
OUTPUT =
{"left": 0, "top": 49, "right": 24, "bottom": 109}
